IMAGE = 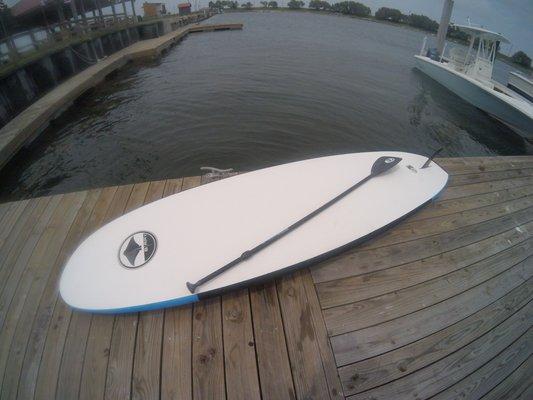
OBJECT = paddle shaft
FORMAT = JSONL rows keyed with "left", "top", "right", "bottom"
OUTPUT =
{"left": 187, "top": 156, "right": 402, "bottom": 293}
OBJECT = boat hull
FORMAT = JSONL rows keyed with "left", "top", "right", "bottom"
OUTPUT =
{"left": 415, "top": 56, "right": 533, "bottom": 139}
{"left": 508, "top": 72, "right": 533, "bottom": 102}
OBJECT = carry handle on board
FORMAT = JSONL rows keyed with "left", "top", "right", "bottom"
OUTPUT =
{"left": 186, "top": 156, "right": 402, "bottom": 293}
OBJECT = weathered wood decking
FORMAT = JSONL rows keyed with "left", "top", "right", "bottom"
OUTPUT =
{"left": 0, "top": 155, "right": 532, "bottom": 399}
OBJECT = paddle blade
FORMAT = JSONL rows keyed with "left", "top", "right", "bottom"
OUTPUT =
{"left": 371, "top": 156, "right": 402, "bottom": 176}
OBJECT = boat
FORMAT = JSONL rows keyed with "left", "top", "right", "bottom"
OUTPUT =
{"left": 508, "top": 71, "right": 533, "bottom": 102}
{"left": 413, "top": 2, "right": 533, "bottom": 140}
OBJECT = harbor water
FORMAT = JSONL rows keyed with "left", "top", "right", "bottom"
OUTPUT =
{"left": 0, "top": 11, "right": 531, "bottom": 201}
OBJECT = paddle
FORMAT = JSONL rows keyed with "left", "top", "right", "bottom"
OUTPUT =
{"left": 186, "top": 155, "right": 403, "bottom": 293}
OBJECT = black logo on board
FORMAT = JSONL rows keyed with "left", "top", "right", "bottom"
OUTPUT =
{"left": 119, "top": 232, "right": 157, "bottom": 268}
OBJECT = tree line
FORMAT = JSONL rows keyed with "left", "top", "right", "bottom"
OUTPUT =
{"left": 208, "top": 1, "right": 531, "bottom": 68}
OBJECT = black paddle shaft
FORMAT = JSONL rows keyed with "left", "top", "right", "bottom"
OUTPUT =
{"left": 186, "top": 156, "right": 403, "bottom": 293}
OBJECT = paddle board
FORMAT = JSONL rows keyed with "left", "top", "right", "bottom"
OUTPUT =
{"left": 59, "top": 152, "right": 448, "bottom": 313}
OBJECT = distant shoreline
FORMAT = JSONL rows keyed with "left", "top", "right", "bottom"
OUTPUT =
{"left": 221, "top": 8, "right": 532, "bottom": 72}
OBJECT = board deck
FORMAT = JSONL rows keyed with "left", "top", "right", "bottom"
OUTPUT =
{"left": 59, "top": 152, "right": 449, "bottom": 313}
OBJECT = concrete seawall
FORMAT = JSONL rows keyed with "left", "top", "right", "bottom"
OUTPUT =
{"left": 0, "top": 22, "right": 243, "bottom": 171}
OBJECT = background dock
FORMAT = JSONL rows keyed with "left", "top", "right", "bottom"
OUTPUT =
{"left": 0, "top": 155, "right": 531, "bottom": 399}
{"left": 0, "top": 22, "right": 243, "bottom": 171}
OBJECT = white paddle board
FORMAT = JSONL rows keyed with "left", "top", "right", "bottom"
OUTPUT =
{"left": 60, "top": 152, "right": 448, "bottom": 313}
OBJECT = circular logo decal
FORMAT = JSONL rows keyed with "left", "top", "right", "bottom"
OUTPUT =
{"left": 385, "top": 157, "right": 396, "bottom": 164}
{"left": 119, "top": 232, "right": 157, "bottom": 268}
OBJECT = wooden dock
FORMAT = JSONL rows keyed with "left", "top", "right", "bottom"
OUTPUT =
{"left": 0, "top": 155, "right": 531, "bottom": 399}
{"left": 0, "top": 22, "right": 243, "bottom": 171}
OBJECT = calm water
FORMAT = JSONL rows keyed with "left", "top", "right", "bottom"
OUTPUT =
{"left": 1, "top": 11, "right": 531, "bottom": 201}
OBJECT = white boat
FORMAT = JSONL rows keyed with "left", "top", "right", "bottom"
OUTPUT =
{"left": 508, "top": 72, "right": 533, "bottom": 101}
{"left": 414, "top": 24, "right": 533, "bottom": 140}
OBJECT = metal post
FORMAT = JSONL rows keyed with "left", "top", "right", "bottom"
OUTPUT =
{"left": 40, "top": 4, "right": 52, "bottom": 36}
{"left": 130, "top": 0, "right": 136, "bottom": 19}
{"left": 121, "top": 0, "right": 128, "bottom": 21}
{"left": 69, "top": 0, "right": 79, "bottom": 24}
{"left": 79, "top": 0, "right": 88, "bottom": 28}
{"left": 0, "top": 0, "right": 18, "bottom": 60}
{"left": 28, "top": 28, "right": 39, "bottom": 49}
{"left": 436, "top": 0, "right": 453, "bottom": 56}
{"left": 93, "top": 0, "right": 103, "bottom": 26}
{"left": 111, "top": 2, "right": 118, "bottom": 23}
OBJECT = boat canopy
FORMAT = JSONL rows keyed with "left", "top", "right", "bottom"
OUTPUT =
{"left": 451, "top": 24, "right": 510, "bottom": 44}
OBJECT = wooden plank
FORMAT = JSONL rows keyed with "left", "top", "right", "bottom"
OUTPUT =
{"left": 42, "top": 186, "right": 117, "bottom": 400}
{"left": 0, "top": 199, "right": 29, "bottom": 253}
{"left": 189, "top": 155, "right": 226, "bottom": 400}
{"left": 517, "top": 385, "right": 533, "bottom": 400}
{"left": 0, "top": 191, "right": 87, "bottom": 400}
{"left": 0, "top": 196, "right": 50, "bottom": 302}
{"left": 432, "top": 333, "right": 533, "bottom": 400}
{"left": 0, "top": 202, "right": 39, "bottom": 296}
{"left": 338, "top": 281, "right": 532, "bottom": 395}
{"left": 317, "top": 221, "right": 532, "bottom": 308}
{"left": 436, "top": 156, "right": 533, "bottom": 175}
{"left": 249, "top": 282, "right": 296, "bottom": 400}
{"left": 0, "top": 200, "right": 35, "bottom": 265}
{"left": 222, "top": 289, "right": 261, "bottom": 400}
{"left": 311, "top": 205, "right": 533, "bottom": 284}
{"left": 159, "top": 177, "right": 195, "bottom": 400}
{"left": 182, "top": 175, "right": 202, "bottom": 191}
{"left": 277, "top": 270, "right": 336, "bottom": 400}
{"left": 447, "top": 167, "right": 533, "bottom": 187}
{"left": 161, "top": 303, "right": 193, "bottom": 400}
{"left": 78, "top": 184, "right": 135, "bottom": 400}
{"left": 301, "top": 272, "right": 344, "bottom": 399}
{"left": 160, "top": 177, "right": 197, "bottom": 400}
{"left": 131, "top": 310, "right": 164, "bottom": 400}
{"left": 0, "top": 196, "right": 59, "bottom": 315}
{"left": 0, "top": 200, "right": 16, "bottom": 225}
{"left": 192, "top": 297, "right": 225, "bottom": 400}
{"left": 104, "top": 181, "right": 151, "bottom": 400}
{"left": 409, "top": 184, "right": 533, "bottom": 222}
{"left": 347, "top": 313, "right": 532, "bottom": 400}
{"left": 331, "top": 262, "right": 532, "bottom": 366}
{"left": 480, "top": 356, "right": 533, "bottom": 400}
{"left": 17, "top": 189, "right": 102, "bottom": 400}
{"left": 0, "top": 201, "right": 21, "bottom": 233}
{"left": 163, "top": 178, "right": 184, "bottom": 197}
{"left": 131, "top": 180, "right": 166, "bottom": 400}
{"left": 439, "top": 175, "right": 533, "bottom": 201}
{"left": 356, "top": 194, "right": 533, "bottom": 251}
{"left": 324, "top": 236, "right": 532, "bottom": 335}
{"left": 0, "top": 195, "right": 62, "bottom": 388}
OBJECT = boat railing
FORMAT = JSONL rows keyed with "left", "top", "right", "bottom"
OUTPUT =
{"left": 448, "top": 47, "right": 475, "bottom": 72}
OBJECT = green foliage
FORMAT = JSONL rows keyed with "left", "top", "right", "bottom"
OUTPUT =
{"left": 288, "top": 0, "right": 305, "bottom": 9}
{"left": 241, "top": 1, "right": 253, "bottom": 8}
{"left": 260, "top": 1, "right": 268, "bottom": 7}
{"left": 330, "top": 1, "right": 371, "bottom": 17}
{"left": 511, "top": 51, "right": 532, "bottom": 68}
{"left": 268, "top": 0, "right": 278, "bottom": 8}
{"left": 407, "top": 14, "right": 439, "bottom": 32}
{"left": 375, "top": 7, "right": 404, "bottom": 23}
{"left": 446, "top": 25, "right": 470, "bottom": 43}
{"left": 308, "top": 0, "right": 330, "bottom": 10}
{"left": 208, "top": 0, "right": 238, "bottom": 10}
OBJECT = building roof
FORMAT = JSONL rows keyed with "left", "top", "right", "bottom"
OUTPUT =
{"left": 11, "top": 0, "right": 113, "bottom": 18}
{"left": 177, "top": 2, "right": 191, "bottom": 7}
{"left": 11, "top": 0, "right": 42, "bottom": 17}
{"left": 452, "top": 24, "right": 510, "bottom": 44}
